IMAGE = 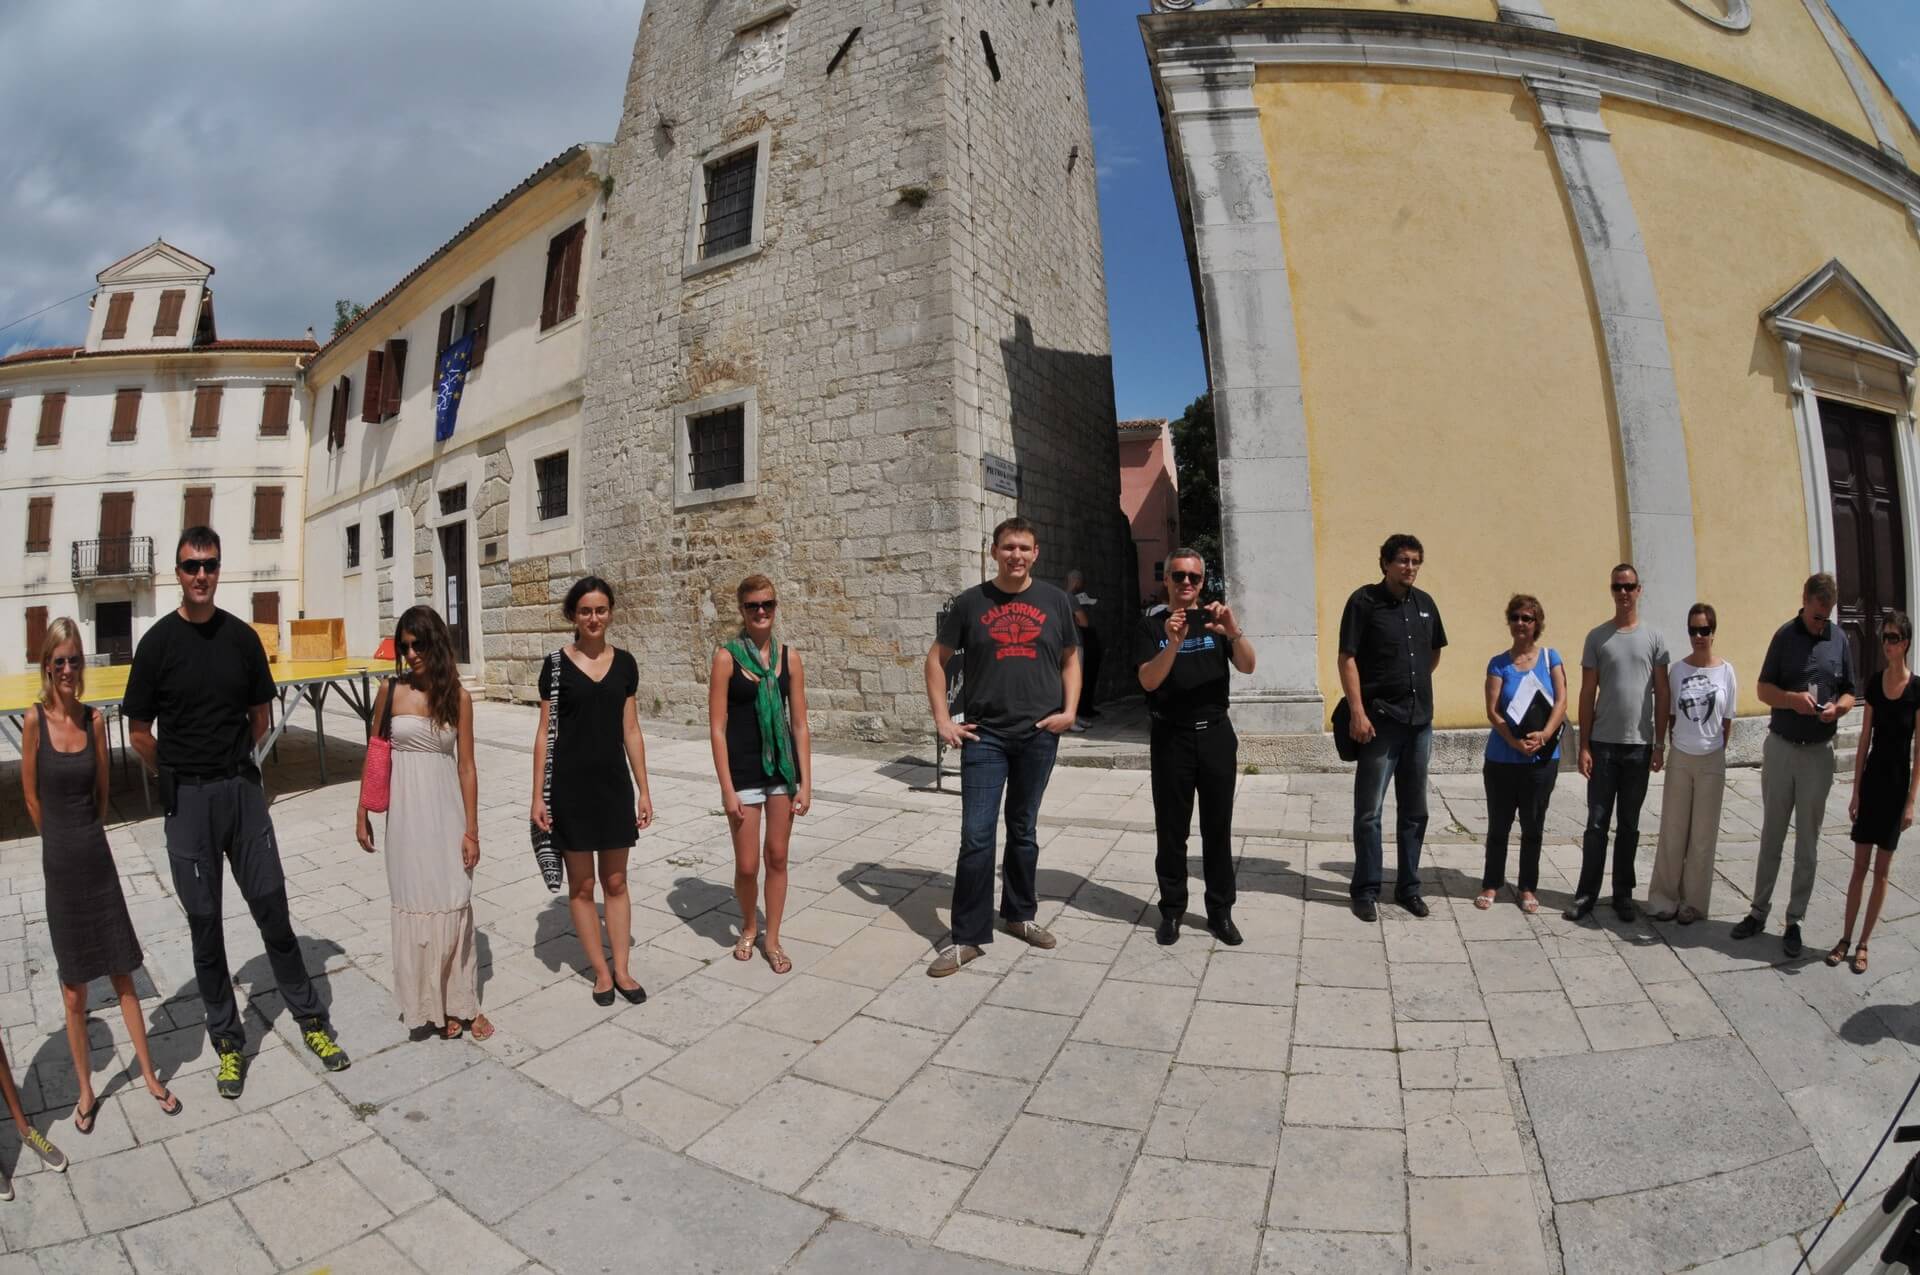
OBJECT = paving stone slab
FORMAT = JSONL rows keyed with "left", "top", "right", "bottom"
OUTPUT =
{"left": 985, "top": 958, "right": 1107, "bottom": 1016}
{"left": 1258, "top": 1229, "right": 1408, "bottom": 1275}
{"left": 163, "top": 1109, "right": 310, "bottom": 1202}
{"left": 1388, "top": 961, "right": 1486, "bottom": 1021}
{"left": 339, "top": 1136, "right": 440, "bottom": 1214}
{"left": 793, "top": 1015, "right": 943, "bottom": 1100}
{"left": 1554, "top": 1147, "right": 1836, "bottom": 1275}
{"left": 1298, "top": 938, "right": 1390, "bottom": 989}
{"left": 964, "top": 1115, "right": 1139, "bottom": 1233}
{"left": 1405, "top": 1087, "right": 1525, "bottom": 1177}
{"left": 787, "top": 1220, "right": 1022, "bottom": 1274}
{"left": 1486, "top": 990, "right": 1590, "bottom": 1060}
{"left": 120, "top": 1199, "right": 275, "bottom": 1275}
{"left": 28, "top": 1236, "right": 135, "bottom": 1275}
{"left": 606, "top": 1075, "right": 730, "bottom": 1151}
{"left": 371, "top": 1058, "right": 626, "bottom": 1223}
{"left": 1409, "top": 1175, "right": 1550, "bottom": 1274}
{"left": 1027, "top": 1042, "right": 1171, "bottom": 1131}
{"left": 1178, "top": 1001, "right": 1291, "bottom": 1071}
{"left": 1293, "top": 984, "right": 1391, "bottom": 1049}
{"left": 516, "top": 1020, "right": 672, "bottom": 1106}
{"left": 864, "top": 1066, "right": 1032, "bottom": 1169}
{"left": 738, "top": 973, "right": 876, "bottom": 1042}
{"left": 1520, "top": 1035, "right": 1811, "bottom": 1202}
{"left": 0, "top": 1172, "right": 86, "bottom": 1251}
{"left": 1267, "top": 1126, "right": 1406, "bottom": 1234}
{"left": 653, "top": 1020, "right": 810, "bottom": 1104}
{"left": 1143, "top": 1065, "right": 1285, "bottom": 1166}
{"left": 1091, "top": 1155, "right": 1268, "bottom": 1275}
{"left": 688, "top": 1075, "right": 878, "bottom": 1193}
{"left": 1577, "top": 1000, "right": 1673, "bottom": 1051}
{"left": 67, "top": 1141, "right": 195, "bottom": 1233}
{"left": 935, "top": 1213, "right": 1096, "bottom": 1275}
{"left": 381, "top": 1197, "right": 528, "bottom": 1275}
{"left": 501, "top": 1141, "right": 823, "bottom": 1275}
{"left": 1073, "top": 980, "right": 1197, "bottom": 1053}
{"left": 937, "top": 1004, "right": 1075, "bottom": 1082}
{"left": 797, "top": 1140, "right": 973, "bottom": 1238}
{"left": 231, "top": 1157, "right": 390, "bottom": 1268}
{"left": 306, "top": 1232, "right": 422, "bottom": 1274}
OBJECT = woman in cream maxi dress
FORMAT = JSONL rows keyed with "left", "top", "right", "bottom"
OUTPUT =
{"left": 357, "top": 606, "right": 488, "bottom": 1038}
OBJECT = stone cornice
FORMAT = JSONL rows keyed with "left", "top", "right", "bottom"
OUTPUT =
{"left": 1139, "top": 7, "right": 1920, "bottom": 214}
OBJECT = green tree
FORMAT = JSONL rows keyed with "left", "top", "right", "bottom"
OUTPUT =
{"left": 331, "top": 299, "right": 366, "bottom": 337}
{"left": 1169, "top": 392, "right": 1223, "bottom": 590}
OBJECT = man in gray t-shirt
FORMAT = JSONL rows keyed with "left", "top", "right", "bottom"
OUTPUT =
{"left": 1568, "top": 564, "right": 1671, "bottom": 922}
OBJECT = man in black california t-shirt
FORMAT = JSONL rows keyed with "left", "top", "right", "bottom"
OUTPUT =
{"left": 125, "top": 526, "right": 349, "bottom": 1097}
{"left": 924, "top": 516, "right": 1081, "bottom": 977}
{"left": 1138, "top": 548, "right": 1256, "bottom": 946}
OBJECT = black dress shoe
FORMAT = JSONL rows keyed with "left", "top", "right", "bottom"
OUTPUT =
{"left": 1782, "top": 923, "right": 1803, "bottom": 959}
{"left": 1400, "top": 895, "right": 1430, "bottom": 919}
{"left": 1351, "top": 898, "right": 1378, "bottom": 923}
{"left": 616, "top": 982, "right": 648, "bottom": 1005}
{"left": 592, "top": 984, "right": 616, "bottom": 1007}
{"left": 1562, "top": 895, "right": 1595, "bottom": 922}
{"left": 1613, "top": 897, "right": 1637, "bottom": 923}
{"left": 1206, "top": 913, "right": 1244, "bottom": 946}
{"left": 1730, "top": 914, "right": 1763, "bottom": 940}
{"left": 1155, "top": 914, "right": 1180, "bottom": 946}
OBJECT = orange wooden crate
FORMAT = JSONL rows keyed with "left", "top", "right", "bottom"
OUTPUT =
{"left": 250, "top": 622, "right": 280, "bottom": 661}
{"left": 289, "top": 618, "right": 346, "bottom": 663}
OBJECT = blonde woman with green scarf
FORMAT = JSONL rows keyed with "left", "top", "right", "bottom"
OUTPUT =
{"left": 709, "top": 574, "right": 812, "bottom": 973}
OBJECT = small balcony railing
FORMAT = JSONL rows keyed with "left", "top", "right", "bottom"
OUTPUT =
{"left": 72, "top": 536, "right": 154, "bottom": 581}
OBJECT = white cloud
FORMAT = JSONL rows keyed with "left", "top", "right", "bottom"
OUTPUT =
{"left": 0, "top": 0, "right": 646, "bottom": 348}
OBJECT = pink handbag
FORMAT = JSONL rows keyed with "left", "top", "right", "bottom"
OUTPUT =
{"left": 359, "top": 679, "right": 396, "bottom": 813}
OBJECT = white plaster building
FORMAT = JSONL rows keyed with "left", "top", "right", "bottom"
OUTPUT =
{"left": 300, "top": 145, "right": 608, "bottom": 698}
{"left": 0, "top": 241, "right": 313, "bottom": 673}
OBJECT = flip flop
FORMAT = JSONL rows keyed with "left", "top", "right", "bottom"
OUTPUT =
{"left": 72, "top": 1096, "right": 101, "bottom": 1136}
{"left": 765, "top": 946, "right": 793, "bottom": 976}
{"left": 733, "top": 934, "right": 757, "bottom": 962}
{"left": 154, "top": 1090, "right": 181, "bottom": 1117}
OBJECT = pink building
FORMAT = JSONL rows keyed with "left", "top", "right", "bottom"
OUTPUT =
{"left": 1117, "top": 418, "right": 1179, "bottom": 606}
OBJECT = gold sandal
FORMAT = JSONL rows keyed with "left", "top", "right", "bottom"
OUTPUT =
{"left": 1852, "top": 943, "right": 1869, "bottom": 975}
{"left": 734, "top": 934, "right": 757, "bottom": 962}
{"left": 765, "top": 946, "right": 792, "bottom": 975}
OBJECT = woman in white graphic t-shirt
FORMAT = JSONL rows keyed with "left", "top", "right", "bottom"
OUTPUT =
{"left": 1648, "top": 603, "right": 1736, "bottom": 923}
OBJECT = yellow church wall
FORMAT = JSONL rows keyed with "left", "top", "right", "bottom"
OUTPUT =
{"left": 1246, "top": 0, "right": 1496, "bottom": 20}
{"left": 1605, "top": 99, "right": 1920, "bottom": 691}
{"left": 1253, "top": 67, "right": 1627, "bottom": 728}
{"left": 1798, "top": 284, "right": 1898, "bottom": 348}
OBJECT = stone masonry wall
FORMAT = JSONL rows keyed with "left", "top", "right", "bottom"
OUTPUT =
{"left": 582, "top": 0, "right": 1122, "bottom": 739}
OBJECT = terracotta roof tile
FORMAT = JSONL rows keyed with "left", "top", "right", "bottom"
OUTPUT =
{"left": 0, "top": 338, "right": 315, "bottom": 369}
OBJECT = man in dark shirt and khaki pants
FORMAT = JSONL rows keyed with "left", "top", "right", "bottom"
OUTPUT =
{"left": 126, "top": 526, "right": 349, "bottom": 1098}
{"left": 1339, "top": 533, "right": 1447, "bottom": 922}
{"left": 1734, "top": 572, "right": 1855, "bottom": 959}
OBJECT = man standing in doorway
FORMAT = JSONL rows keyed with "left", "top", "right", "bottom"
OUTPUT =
{"left": 925, "top": 517, "right": 1082, "bottom": 976}
{"left": 125, "top": 527, "right": 350, "bottom": 1097}
{"left": 1568, "top": 563, "right": 1671, "bottom": 922}
{"left": 1338, "top": 533, "right": 1447, "bottom": 922}
{"left": 1065, "top": 568, "right": 1102, "bottom": 730}
{"left": 1139, "top": 548, "right": 1256, "bottom": 945}
{"left": 1734, "top": 572, "right": 1854, "bottom": 958}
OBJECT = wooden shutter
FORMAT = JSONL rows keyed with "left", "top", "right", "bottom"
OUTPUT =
{"left": 152, "top": 289, "right": 185, "bottom": 337}
{"left": 101, "top": 292, "right": 132, "bottom": 339}
{"left": 25, "top": 496, "right": 52, "bottom": 553}
{"left": 110, "top": 388, "right": 141, "bottom": 442}
{"left": 252, "top": 591, "right": 280, "bottom": 625}
{"left": 36, "top": 392, "right": 65, "bottom": 446}
{"left": 25, "top": 607, "right": 47, "bottom": 665}
{"left": 182, "top": 485, "right": 213, "bottom": 530}
{"left": 190, "top": 385, "right": 222, "bottom": 438}
{"left": 0, "top": 398, "right": 9, "bottom": 449}
{"left": 559, "top": 222, "right": 584, "bottom": 326}
{"left": 382, "top": 340, "right": 407, "bottom": 418}
{"left": 360, "top": 349, "right": 385, "bottom": 423}
{"left": 436, "top": 306, "right": 454, "bottom": 364}
{"left": 260, "top": 385, "right": 291, "bottom": 437}
{"left": 468, "top": 278, "right": 494, "bottom": 368}
{"left": 252, "top": 486, "right": 283, "bottom": 541}
{"left": 98, "top": 491, "right": 133, "bottom": 539}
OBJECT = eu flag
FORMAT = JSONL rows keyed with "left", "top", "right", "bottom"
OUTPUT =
{"left": 434, "top": 334, "right": 475, "bottom": 442}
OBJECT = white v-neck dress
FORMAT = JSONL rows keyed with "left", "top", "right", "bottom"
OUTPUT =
{"left": 383, "top": 715, "right": 478, "bottom": 1025}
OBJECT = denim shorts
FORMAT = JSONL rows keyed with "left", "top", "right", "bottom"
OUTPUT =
{"left": 737, "top": 786, "right": 792, "bottom": 806}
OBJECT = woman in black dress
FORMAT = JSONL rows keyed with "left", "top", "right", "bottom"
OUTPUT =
{"left": 1838, "top": 611, "right": 1920, "bottom": 975}
{"left": 21, "top": 619, "right": 178, "bottom": 1140}
{"left": 530, "top": 578, "right": 654, "bottom": 1006}
{"left": 707, "top": 575, "right": 812, "bottom": 974}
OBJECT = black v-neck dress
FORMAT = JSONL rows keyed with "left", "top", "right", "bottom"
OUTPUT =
{"left": 35, "top": 706, "right": 144, "bottom": 983}
{"left": 538, "top": 648, "right": 640, "bottom": 853}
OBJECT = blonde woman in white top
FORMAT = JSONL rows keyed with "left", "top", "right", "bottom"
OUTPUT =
{"left": 1648, "top": 603, "right": 1736, "bottom": 924}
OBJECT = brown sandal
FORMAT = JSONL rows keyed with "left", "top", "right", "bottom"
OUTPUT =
{"left": 1825, "top": 939, "right": 1852, "bottom": 967}
{"left": 1852, "top": 944, "right": 1869, "bottom": 975}
{"left": 443, "top": 1019, "right": 464, "bottom": 1040}
{"left": 765, "top": 945, "right": 792, "bottom": 975}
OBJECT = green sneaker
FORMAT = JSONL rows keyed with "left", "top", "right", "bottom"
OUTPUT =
{"left": 215, "top": 1043, "right": 247, "bottom": 1100}
{"left": 301, "top": 1019, "right": 351, "bottom": 1072}
{"left": 22, "top": 1127, "right": 66, "bottom": 1173}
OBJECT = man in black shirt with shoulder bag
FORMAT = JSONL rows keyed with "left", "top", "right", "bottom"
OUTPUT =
{"left": 1139, "top": 549, "right": 1256, "bottom": 946}
{"left": 125, "top": 527, "right": 350, "bottom": 1099}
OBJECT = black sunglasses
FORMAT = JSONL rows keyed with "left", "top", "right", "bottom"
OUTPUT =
{"left": 1506, "top": 612, "right": 1537, "bottom": 625}
{"left": 742, "top": 599, "right": 777, "bottom": 614}
{"left": 177, "top": 557, "right": 221, "bottom": 575}
{"left": 1884, "top": 632, "right": 1909, "bottom": 645}
{"left": 1169, "top": 571, "right": 1204, "bottom": 585}
{"left": 1688, "top": 626, "right": 1715, "bottom": 637}
{"left": 397, "top": 639, "right": 423, "bottom": 655}
{"left": 49, "top": 655, "right": 83, "bottom": 669}
{"left": 1611, "top": 582, "right": 1640, "bottom": 593}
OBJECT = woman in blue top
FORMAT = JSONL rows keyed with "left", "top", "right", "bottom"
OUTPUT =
{"left": 1478, "top": 593, "right": 1568, "bottom": 914}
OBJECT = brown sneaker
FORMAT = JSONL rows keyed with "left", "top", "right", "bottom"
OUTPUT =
{"left": 1003, "top": 920, "right": 1057, "bottom": 950}
{"left": 928, "top": 944, "right": 985, "bottom": 978}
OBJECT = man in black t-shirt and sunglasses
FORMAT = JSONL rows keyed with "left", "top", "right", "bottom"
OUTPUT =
{"left": 126, "top": 526, "right": 350, "bottom": 1098}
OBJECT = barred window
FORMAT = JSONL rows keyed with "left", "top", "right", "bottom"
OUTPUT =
{"left": 536, "top": 452, "right": 569, "bottom": 521}
{"left": 344, "top": 523, "right": 361, "bottom": 570}
{"left": 688, "top": 407, "right": 746, "bottom": 491}
{"left": 700, "top": 148, "right": 758, "bottom": 258}
{"left": 438, "top": 484, "right": 467, "bottom": 516}
{"left": 378, "top": 510, "right": 395, "bottom": 560}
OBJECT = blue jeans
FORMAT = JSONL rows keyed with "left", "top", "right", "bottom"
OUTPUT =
{"left": 953, "top": 729, "right": 1060, "bottom": 946}
{"left": 1576, "top": 741, "right": 1651, "bottom": 902}
{"left": 1351, "top": 718, "right": 1431, "bottom": 902}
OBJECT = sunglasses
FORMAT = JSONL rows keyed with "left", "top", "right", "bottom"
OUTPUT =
{"left": 1506, "top": 612, "right": 1537, "bottom": 625}
{"left": 397, "top": 639, "right": 423, "bottom": 656}
{"left": 1688, "top": 626, "right": 1715, "bottom": 637}
{"left": 49, "top": 656, "right": 83, "bottom": 670}
{"left": 1169, "top": 571, "right": 1204, "bottom": 585}
{"left": 1884, "top": 632, "right": 1909, "bottom": 645}
{"left": 1611, "top": 582, "right": 1640, "bottom": 593}
{"left": 742, "top": 600, "right": 777, "bottom": 614}
{"left": 177, "top": 557, "right": 221, "bottom": 575}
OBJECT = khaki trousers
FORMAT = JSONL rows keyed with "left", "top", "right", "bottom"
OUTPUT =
{"left": 1750, "top": 732, "right": 1835, "bottom": 925}
{"left": 1647, "top": 745, "right": 1725, "bottom": 915}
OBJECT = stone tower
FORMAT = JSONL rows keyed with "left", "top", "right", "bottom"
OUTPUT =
{"left": 583, "top": 0, "right": 1129, "bottom": 739}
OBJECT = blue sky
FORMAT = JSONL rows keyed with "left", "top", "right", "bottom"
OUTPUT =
{"left": 2, "top": 1, "right": 1915, "bottom": 425}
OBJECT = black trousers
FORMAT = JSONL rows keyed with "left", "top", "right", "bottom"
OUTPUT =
{"left": 1076, "top": 625, "right": 1104, "bottom": 718}
{"left": 1481, "top": 760, "right": 1558, "bottom": 893}
{"left": 1151, "top": 719, "right": 1238, "bottom": 919}
{"left": 1576, "top": 742, "right": 1652, "bottom": 902}
{"left": 165, "top": 774, "right": 326, "bottom": 1048}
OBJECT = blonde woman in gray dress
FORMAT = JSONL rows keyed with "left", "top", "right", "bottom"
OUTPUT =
{"left": 356, "top": 606, "right": 490, "bottom": 1039}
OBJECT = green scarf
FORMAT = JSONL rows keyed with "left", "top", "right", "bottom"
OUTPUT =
{"left": 725, "top": 637, "right": 798, "bottom": 792}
